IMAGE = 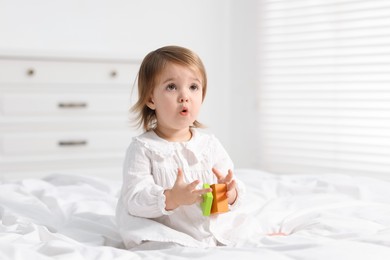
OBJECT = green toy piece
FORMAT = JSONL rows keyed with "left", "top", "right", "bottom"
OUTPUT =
{"left": 201, "top": 183, "right": 213, "bottom": 216}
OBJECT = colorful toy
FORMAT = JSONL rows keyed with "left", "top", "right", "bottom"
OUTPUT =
{"left": 201, "top": 183, "right": 229, "bottom": 216}
{"left": 210, "top": 184, "right": 229, "bottom": 214}
{"left": 201, "top": 184, "right": 213, "bottom": 216}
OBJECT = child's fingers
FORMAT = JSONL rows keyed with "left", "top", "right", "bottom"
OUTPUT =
{"left": 194, "top": 188, "right": 212, "bottom": 202}
{"left": 226, "top": 180, "right": 236, "bottom": 198}
{"left": 175, "top": 168, "right": 184, "bottom": 183}
{"left": 211, "top": 167, "right": 224, "bottom": 181}
{"left": 196, "top": 187, "right": 212, "bottom": 195}
{"left": 226, "top": 179, "right": 236, "bottom": 192}
{"left": 224, "top": 170, "right": 234, "bottom": 183}
{"left": 188, "top": 180, "right": 200, "bottom": 190}
{"left": 196, "top": 196, "right": 204, "bottom": 203}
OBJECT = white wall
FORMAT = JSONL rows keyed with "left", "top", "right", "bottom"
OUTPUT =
{"left": 0, "top": 0, "right": 258, "bottom": 169}
{"left": 229, "top": 0, "right": 260, "bottom": 168}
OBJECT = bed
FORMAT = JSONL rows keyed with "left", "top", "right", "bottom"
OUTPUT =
{"left": 1, "top": 169, "right": 390, "bottom": 259}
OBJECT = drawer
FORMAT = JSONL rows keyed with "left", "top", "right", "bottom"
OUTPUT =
{"left": 0, "top": 58, "right": 139, "bottom": 85}
{"left": 1, "top": 131, "right": 132, "bottom": 156}
{"left": 1, "top": 93, "right": 131, "bottom": 116}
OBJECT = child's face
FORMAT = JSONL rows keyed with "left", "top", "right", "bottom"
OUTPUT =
{"left": 147, "top": 62, "right": 203, "bottom": 134}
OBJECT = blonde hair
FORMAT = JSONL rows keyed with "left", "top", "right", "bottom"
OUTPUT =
{"left": 132, "top": 45, "right": 207, "bottom": 131}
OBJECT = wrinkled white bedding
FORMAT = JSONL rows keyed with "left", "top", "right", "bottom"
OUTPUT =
{"left": 1, "top": 169, "right": 390, "bottom": 259}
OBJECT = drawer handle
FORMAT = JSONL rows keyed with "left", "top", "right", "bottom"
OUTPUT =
{"left": 26, "top": 68, "right": 35, "bottom": 77}
{"left": 58, "top": 140, "right": 88, "bottom": 147}
{"left": 58, "top": 102, "right": 88, "bottom": 109}
{"left": 110, "top": 70, "right": 118, "bottom": 78}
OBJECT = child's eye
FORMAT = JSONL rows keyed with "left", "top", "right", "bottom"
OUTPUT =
{"left": 166, "top": 84, "right": 177, "bottom": 91}
{"left": 190, "top": 84, "right": 199, "bottom": 91}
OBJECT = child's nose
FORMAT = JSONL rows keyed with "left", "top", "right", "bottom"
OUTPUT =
{"left": 179, "top": 92, "right": 189, "bottom": 103}
{"left": 179, "top": 97, "right": 189, "bottom": 103}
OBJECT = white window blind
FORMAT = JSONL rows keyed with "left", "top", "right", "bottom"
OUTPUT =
{"left": 257, "top": 0, "right": 390, "bottom": 178}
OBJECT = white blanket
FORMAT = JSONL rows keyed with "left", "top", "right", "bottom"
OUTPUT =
{"left": 1, "top": 169, "right": 390, "bottom": 259}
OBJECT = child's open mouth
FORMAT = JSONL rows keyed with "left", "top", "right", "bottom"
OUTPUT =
{"left": 180, "top": 107, "right": 188, "bottom": 115}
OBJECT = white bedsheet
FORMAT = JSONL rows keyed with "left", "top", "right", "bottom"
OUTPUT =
{"left": 1, "top": 169, "right": 390, "bottom": 259}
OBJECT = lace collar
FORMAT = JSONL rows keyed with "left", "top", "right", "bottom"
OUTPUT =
{"left": 134, "top": 128, "right": 212, "bottom": 162}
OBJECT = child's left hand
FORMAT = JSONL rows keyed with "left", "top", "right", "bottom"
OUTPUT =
{"left": 212, "top": 168, "right": 237, "bottom": 205}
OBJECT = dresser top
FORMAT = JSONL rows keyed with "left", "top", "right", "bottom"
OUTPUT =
{"left": 0, "top": 49, "right": 140, "bottom": 63}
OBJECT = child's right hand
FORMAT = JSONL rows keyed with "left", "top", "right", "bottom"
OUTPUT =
{"left": 164, "top": 168, "right": 212, "bottom": 210}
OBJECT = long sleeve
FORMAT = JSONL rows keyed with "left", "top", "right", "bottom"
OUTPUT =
{"left": 211, "top": 136, "right": 234, "bottom": 174}
{"left": 119, "top": 140, "right": 173, "bottom": 218}
{"left": 211, "top": 136, "right": 246, "bottom": 210}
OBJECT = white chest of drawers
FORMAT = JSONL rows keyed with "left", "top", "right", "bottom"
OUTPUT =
{"left": 0, "top": 53, "right": 140, "bottom": 180}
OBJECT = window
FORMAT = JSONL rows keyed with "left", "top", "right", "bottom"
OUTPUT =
{"left": 257, "top": 0, "right": 390, "bottom": 178}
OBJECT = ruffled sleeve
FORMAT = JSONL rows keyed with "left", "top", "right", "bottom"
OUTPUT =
{"left": 210, "top": 134, "right": 246, "bottom": 211}
{"left": 228, "top": 177, "right": 246, "bottom": 211}
{"left": 119, "top": 138, "right": 173, "bottom": 218}
{"left": 210, "top": 135, "right": 234, "bottom": 174}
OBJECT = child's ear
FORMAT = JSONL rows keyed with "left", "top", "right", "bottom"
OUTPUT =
{"left": 146, "top": 97, "right": 156, "bottom": 110}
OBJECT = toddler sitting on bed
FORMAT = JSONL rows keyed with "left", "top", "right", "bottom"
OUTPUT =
{"left": 116, "top": 46, "right": 248, "bottom": 248}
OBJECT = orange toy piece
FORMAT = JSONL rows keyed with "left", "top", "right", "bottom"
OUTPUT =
{"left": 210, "top": 184, "right": 229, "bottom": 214}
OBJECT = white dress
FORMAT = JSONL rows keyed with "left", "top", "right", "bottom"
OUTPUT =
{"left": 116, "top": 128, "right": 247, "bottom": 248}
